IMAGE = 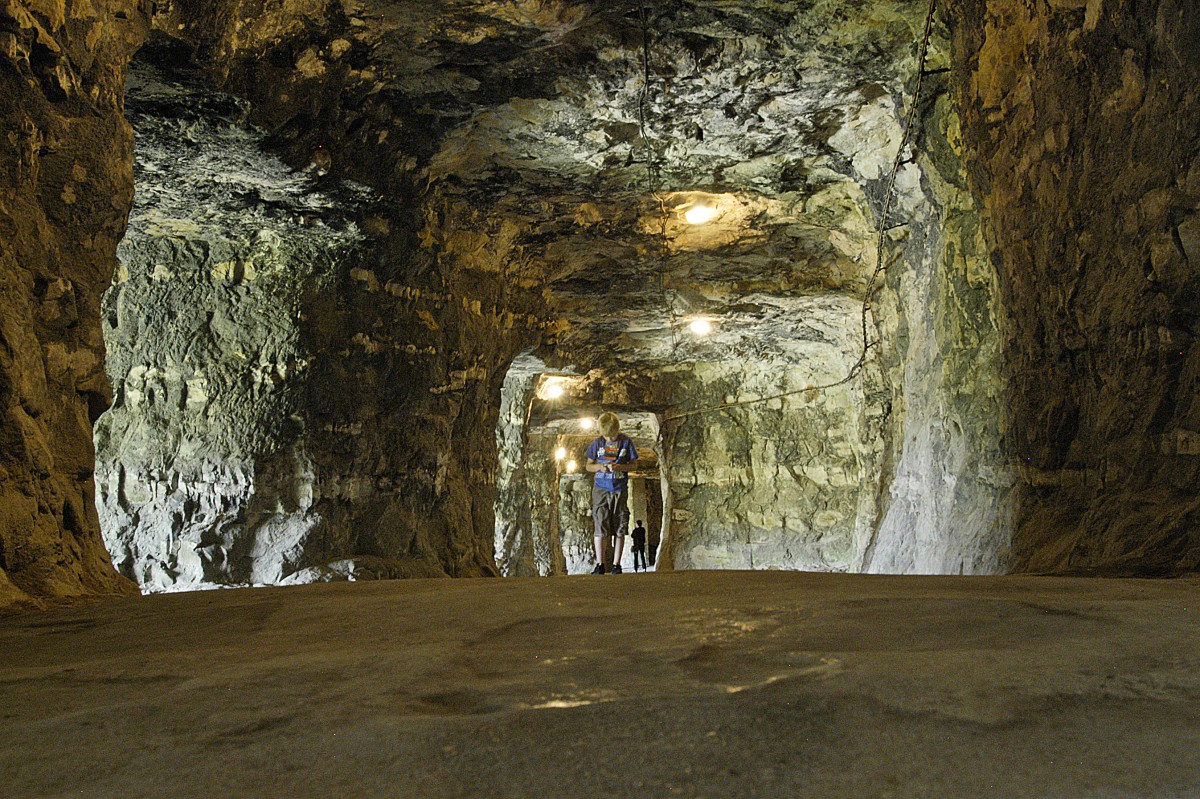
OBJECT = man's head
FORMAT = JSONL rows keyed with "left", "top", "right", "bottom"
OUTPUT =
{"left": 597, "top": 412, "right": 620, "bottom": 439}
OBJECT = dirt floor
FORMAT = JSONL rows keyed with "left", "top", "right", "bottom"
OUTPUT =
{"left": 2, "top": 571, "right": 1198, "bottom": 798}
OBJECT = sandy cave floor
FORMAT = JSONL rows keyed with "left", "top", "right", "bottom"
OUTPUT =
{"left": 1, "top": 571, "right": 1198, "bottom": 798}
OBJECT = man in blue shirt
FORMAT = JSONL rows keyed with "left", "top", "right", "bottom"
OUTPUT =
{"left": 584, "top": 412, "right": 638, "bottom": 574}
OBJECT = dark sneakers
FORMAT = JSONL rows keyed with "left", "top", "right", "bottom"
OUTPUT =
{"left": 590, "top": 564, "right": 623, "bottom": 574}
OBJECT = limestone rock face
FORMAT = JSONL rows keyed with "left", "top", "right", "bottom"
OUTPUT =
{"left": 23, "top": 0, "right": 1193, "bottom": 598}
{"left": 865, "top": 88, "right": 1010, "bottom": 575}
{"left": 950, "top": 0, "right": 1200, "bottom": 574}
{"left": 0, "top": 1, "right": 145, "bottom": 607}
{"left": 127, "top": 0, "right": 1009, "bottom": 582}
{"left": 99, "top": 37, "right": 528, "bottom": 588}
{"left": 96, "top": 44, "right": 369, "bottom": 589}
{"left": 660, "top": 347, "right": 882, "bottom": 572}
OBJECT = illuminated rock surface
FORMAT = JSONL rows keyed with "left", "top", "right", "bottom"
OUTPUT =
{"left": 2, "top": 0, "right": 1198, "bottom": 605}
{"left": 2, "top": 572, "right": 1197, "bottom": 797}
{"left": 96, "top": 47, "right": 370, "bottom": 590}
{"left": 95, "top": 1, "right": 1008, "bottom": 586}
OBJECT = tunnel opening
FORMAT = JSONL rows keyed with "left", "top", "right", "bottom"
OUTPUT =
{"left": 493, "top": 293, "right": 895, "bottom": 576}
{"left": 494, "top": 356, "right": 668, "bottom": 575}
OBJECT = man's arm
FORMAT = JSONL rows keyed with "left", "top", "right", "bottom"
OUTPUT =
{"left": 587, "top": 458, "right": 634, "bottom": 473}
{"left": 610, "top": 439, "right": 637, "bottom": 472}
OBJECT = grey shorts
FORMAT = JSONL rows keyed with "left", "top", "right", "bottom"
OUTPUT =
{"left": 591, "top": 485, "right": 629, "bottom": 538}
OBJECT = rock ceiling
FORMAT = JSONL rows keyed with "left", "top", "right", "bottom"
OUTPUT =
{"left": 160, "top": 0, "right": 936, "bottom": 374}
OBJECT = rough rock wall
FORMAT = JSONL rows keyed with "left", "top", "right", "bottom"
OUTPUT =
{"left": 865, "top": 79, "right": 1011, "bottom": 575}
{"left": 660, "top": 347, "right": 883, "bottom": 572}
{"left": 557, "top": 473, "right": 594, "bottom": 574}
{"left": 295, "top": 246, "right": 527, "bottom": 580}
{"left": 325, "top": 191, "right": 543, "bottom": 578}
{"left": 102, "top": 61, "right": 537, "bottom": 586}
{"left": 525, "top": 431, "right": 568, "bottom": 576}
{"left": 951, "top": 0, "right": 1200, "bottom": 574}
{"left": 493, "top": 362, "right": 540, "bottom": 577}
{"left": 649, "top": 28, "right": 1008, "bottom": 575}
{"left": 98, "top": 3, "right": 550, "bottom": 586}
{"left": 96, "top": 49, "right": 371, "bottom": 589}
{"left": 0, "top": 1, "right": 145, "bottom": 607}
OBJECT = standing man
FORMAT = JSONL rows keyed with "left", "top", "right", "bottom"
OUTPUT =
{"left": 585, "top": 412, "right": 637, "bottom": 574}
{"left": 631, "top": 520, "right": 648, "bottom": 572}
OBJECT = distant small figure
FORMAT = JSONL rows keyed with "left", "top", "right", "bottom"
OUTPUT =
{"left": 631, "top": 520, "right": 647, "bottom": 572}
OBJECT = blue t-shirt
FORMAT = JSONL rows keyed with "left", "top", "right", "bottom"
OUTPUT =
{"left": 585, "top": 434, "right": 637, "bottom": 493}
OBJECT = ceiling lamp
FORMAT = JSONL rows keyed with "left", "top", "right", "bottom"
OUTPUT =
{"left": 537, "top": 375, "right": 576, "bottom": 400}
{"left": 580, "top": 417, "right": 594, "bottom": 430}
{"left": 683, "top": 204, "right": 718, "bottom": 225}
{"left": 555, "top": 446, "right": 567, "bottom": 460}
{"left": 688, "top": 318, "right": 713, "bottom": 336}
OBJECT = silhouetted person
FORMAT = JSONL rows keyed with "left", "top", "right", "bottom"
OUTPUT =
{"left": 585, "top": 412, "right": 637, "bottom": 574}
{"left": 631, "top": 520, "right": 647, "bottom": 572}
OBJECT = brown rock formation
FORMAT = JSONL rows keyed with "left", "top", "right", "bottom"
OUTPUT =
{"left": 0, "top": 1, "right": 145, "bottom": 606}
{"left": 950, "top": 0, "right": 1200, "bottom": 573}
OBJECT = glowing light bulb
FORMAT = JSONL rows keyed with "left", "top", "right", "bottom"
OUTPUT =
{"left": 544, "top": 383, "right": 565, "bottom": 399}
{"left": 555, "top": 447, "right": 567, "bottom": 460}
{"left": 684, "top": 205, "right": 718, "bottom": 225}
{"left": 580, "top": 417, "right": 594, "bottom": 430}
{"left": 689, "top": 318, "right": 713, "bottom": 336}
{"left": 566, "top": 459, "right": 578, "bottom": 473}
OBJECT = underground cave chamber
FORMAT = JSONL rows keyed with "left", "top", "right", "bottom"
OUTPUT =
{"left": 3, "top": 0, "right": 1198, "bottom": 607}
{"left": 92, "top": 17, "right": 1009, "bottom": 592}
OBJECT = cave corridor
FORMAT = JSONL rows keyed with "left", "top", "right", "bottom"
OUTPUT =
{"left": 1, "top": 1, "right": 1198, "bottom": 795}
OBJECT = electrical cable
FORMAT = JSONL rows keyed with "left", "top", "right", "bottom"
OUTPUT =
{"left": 857, "top": 0, "right": 938, "bottom": 383}
{"left": 636, "top": 2, "right": 680, "bottom": 353}
{"left": 660, "top": 0, "right": 939, "bottom": 424}
{"left": 636, "top": 2, "right": 660, "bottom": 195}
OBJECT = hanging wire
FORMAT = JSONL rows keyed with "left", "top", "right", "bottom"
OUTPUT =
{"left": 636, "top": 3, "right": 661, "bottom": 197}
{"left": 636, "top": 2, "right": 680, "bottom": 353}
{"left": 660, "top": 0, "right": 939, "bottom": 424}
{"left": 858, "top": 0, "right": 939, "bottom": 384}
